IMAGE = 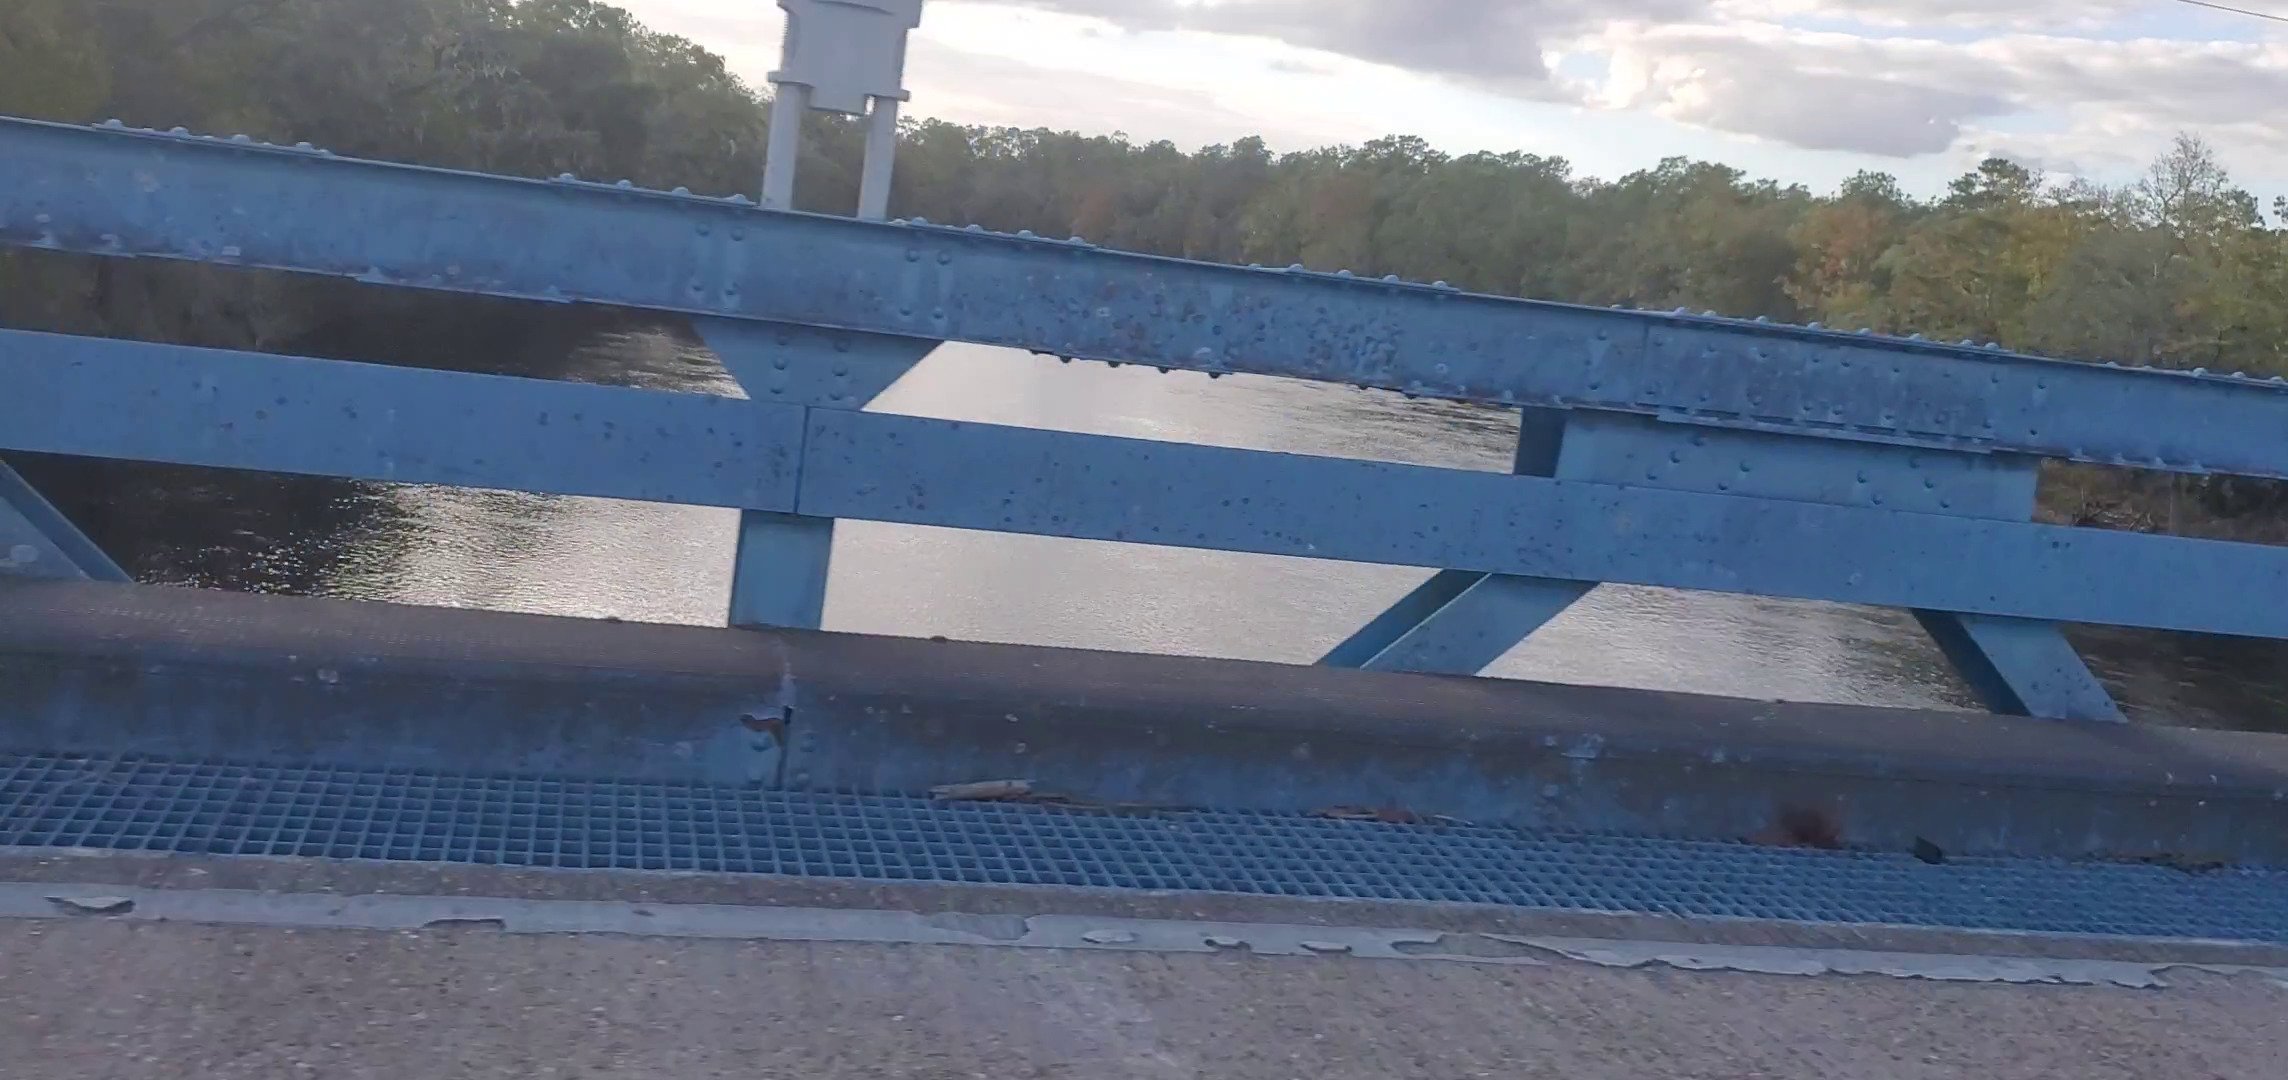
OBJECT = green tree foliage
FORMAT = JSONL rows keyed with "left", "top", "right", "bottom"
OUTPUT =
{"left": 4, "top": 0, "right": 2286, "bottom": 531}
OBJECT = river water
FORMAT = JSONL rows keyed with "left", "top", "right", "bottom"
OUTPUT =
{"left": 292, "top": 329, "right": 1983, "bottom": 711}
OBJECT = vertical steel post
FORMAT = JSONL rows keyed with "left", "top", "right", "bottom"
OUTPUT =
{"left": 735, "top": 0, "right": 929, "bottom": 630}
{"left": 700, "top": 320, "right": 937, "bottom": 631}
{"left": 760, "top": 83, "right": 808, "bottom": 212}
{"left": 856, "top": 97, "right": 901, "bottom": 221}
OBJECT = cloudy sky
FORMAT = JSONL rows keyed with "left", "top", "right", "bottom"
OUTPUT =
{"left": 618, "top": 0, "right": 2288, "bottom": 197}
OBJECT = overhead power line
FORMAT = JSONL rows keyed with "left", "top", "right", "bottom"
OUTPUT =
{"left": 2172, "top": 0, "right": 2288, "bottom": 24}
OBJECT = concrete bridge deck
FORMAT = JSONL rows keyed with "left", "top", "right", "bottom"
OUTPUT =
{"left": 3, "top": 852, "right": 2286, "bottom": 1080}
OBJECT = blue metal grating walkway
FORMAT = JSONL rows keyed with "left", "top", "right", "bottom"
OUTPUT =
{"left": 4, "top": 751, "right": 2285, "bottom": 943}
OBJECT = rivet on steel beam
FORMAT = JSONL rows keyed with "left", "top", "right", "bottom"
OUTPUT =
{"left": 1433, "top": 281, "right": 1453, "bottom": 290}
{"left": 615, "top": 180, "right": 633, "bottom": 188}
{"left": 1336, "top": 269, "right": 1353, "bottom": 277}
{"left": 1017, "top": 229, "right": 1036, "bottom": 238}
{"left": 170, "top": 126, "right": 190, "bottom": 136}
{"left": 910, "top": 216, "right": 930, "bottom": 224}
{"left": 1807, "top": 322, "right": 1824, "bottom": 329}
{"left": 1285, "top": 264, "right": 1304, "bottom": 273}
{"left": 1857, "top": 327, "right": 1872, "bottom": 334}
{"left": 2194, "top": 367, "right": 2208, "bottom": 376}
{"left": 230, "top": 133, "right": 251, "bottom": 143}
{"left": 101, "top": 118, "right": 124, "bottom": 128}
{"left": 1383, "top": 274, "right": 1400, "bottom": 283}
{"left": 965, "top": 224, "right": 983, "bottom": 232}
{"left": 729, "top": 194, "right": 752, "bottom": 205}
{"left": 1908, "top": 333, "right": 1925, "bottom": 340}
{"left": 672, "top": 186, "right": 691, "bottom": 196}
{"left": 555, "top": 173, "right": 576, "bottom": 182}
{"left": 294, "top": 141, "right": 314, "bottom": 152}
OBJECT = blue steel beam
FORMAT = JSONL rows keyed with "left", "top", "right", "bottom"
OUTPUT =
{"left": 7, "top": 117, "right": 2288, "bottom": 479}
{"left": 1320, "top": 410, "right": 2122, "bottom": 719}
{"left": 1319, "top": 407, "right": 1596, "bottom": 675}
{"left": 1545, "top": 414, "right": 2119, "bottom": 720}
{"left": 1345, "top": 574, "right": 1594, "bottom": 674}
{"left": 1915, "top": 611, "right": 2124, "bottom": 721}
{"left": 697, "top": 319, "right": 934, "bottom": 410}
{"left": 695, "top": 317, "right": 937, "bottom": 629}
{"left": 8, "top": 330, "right": 2288, "bottom": 641}
{"left": 1317, "top": 568, "right": 1486, "bottom": 668}
{"left": 0, "top": 461, "right": 130, "bottom": 581}
{"left": 0, "top": 329, "right": 804, "bottom": 509}
{"left": 794, "top": 410, "right": 2288, "bottom": 641}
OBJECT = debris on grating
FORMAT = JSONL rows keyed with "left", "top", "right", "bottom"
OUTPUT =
{"left": 2113, "top": 852, "right": 2237, "bottom": 875}
{"left": 5, "top": 751, "right": 2288, "bottom": 943}
{"left": 929, "top": 779, "right": 1035, "bottom": 802}
{"left": 923, "top": 779, "right": 1184, "bottom": 815}
{"left": 1312, "top": 806, "right": 1466, "bottom": 827}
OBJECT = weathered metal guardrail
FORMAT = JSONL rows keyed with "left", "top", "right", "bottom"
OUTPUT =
{"left": 7, "top": 115, "right": 2286, "bottom": 726}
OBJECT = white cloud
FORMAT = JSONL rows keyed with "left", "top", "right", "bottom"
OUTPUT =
{"left": 987, "top": 0, "right": 1705, "bottom": 87}
{"left": 1710, "top": 0, "right": 2152, "bottom": 32}
{"left": 613, "top": 0, "right": 2288, "bottom": 192}
{"left": 905, "top": 40, "right": 1347, "bottom": 149}
{"left": 1594, "top": 20, "right": 2288, "bottom": 167}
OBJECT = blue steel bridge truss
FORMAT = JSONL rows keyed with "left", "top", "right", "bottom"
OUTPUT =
{"left": 5, "top": 114, "right": 2288, "bottom": 724}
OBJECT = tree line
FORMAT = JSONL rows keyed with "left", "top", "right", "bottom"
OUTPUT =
{"left": 5, "top": 0, "right": 2286, "bottom": 533}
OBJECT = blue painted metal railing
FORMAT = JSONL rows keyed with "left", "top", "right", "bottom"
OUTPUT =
{"left": 5, "top": 114, "right": 2288, "bottom": 723}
